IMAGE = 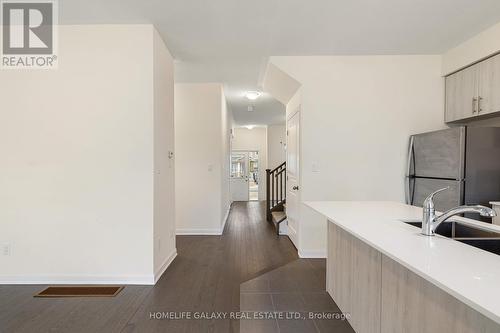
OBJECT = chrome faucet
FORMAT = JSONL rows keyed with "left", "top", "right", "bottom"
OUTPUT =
{"left": 421, "top": 187, "right": 497, "bottom": 236}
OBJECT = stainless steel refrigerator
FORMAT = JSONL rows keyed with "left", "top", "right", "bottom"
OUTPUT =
{"left": 405, "top": 126, "right": 500, "bottom": 221}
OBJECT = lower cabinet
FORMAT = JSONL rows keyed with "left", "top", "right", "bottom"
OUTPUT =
{"left": 327, "top": 223, "right": 381, "bottom": 333}
{"left": 381, "top": 255, "right": 498, "bottom": 333}
{"left": 327, "top": 222, "right": 499, "bottom": 333}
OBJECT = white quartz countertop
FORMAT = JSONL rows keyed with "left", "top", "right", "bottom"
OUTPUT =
{"left": 305, "top": 201, "right": 500, "bottom": 325}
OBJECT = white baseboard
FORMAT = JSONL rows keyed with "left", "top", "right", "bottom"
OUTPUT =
{"left": 176, "top": 228, "right": 223, "bottom": 235}
{"left": 0, "top": 274, "right": 155, "bottom": 285}
{"left": 221, "top": 206, "right": 230, "bottom": 233}
{"left": 154, "top": 249, "right": 177, "bottom": 284}
{"left": 298, "top": 249, "right": 327, "bottom": 258}
{"left": 278, "top": 220, "right": 288, "bottom": 235}
{"left": 287, "top": 224, "right": 299, "bottom": 249}
{"left": 1, "top": 250, "right": 178, "bottom": 286}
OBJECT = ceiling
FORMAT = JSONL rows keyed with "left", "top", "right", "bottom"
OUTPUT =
{"left": 60, "top": 0, "right": 500, "bottom": 125}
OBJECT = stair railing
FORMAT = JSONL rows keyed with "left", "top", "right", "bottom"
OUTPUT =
{"left": 266, "top": 162, "right": 286, "bottom": 222}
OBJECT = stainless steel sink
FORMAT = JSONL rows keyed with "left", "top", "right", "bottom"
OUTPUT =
{"left": 404, "top": 221, "right": 500, "bottom": 239}
{"left": 403, "top": 221, "right": 500, "bottom": 256}
{"left": 456, "top": 239, "right": 500, "bottom": 256}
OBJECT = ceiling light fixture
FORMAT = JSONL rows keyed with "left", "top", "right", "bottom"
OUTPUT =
{"left": 245, "top": 125, "right": 255, "bottom": 130}
{"left": 245, "top": 91, "right": 261, "bottom": 100}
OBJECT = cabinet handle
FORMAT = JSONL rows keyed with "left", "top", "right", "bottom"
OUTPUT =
{"left": 478, "top": 96, "right": 483, "bottom": 113}
{"left": 472, "top": 97, "right": 478, "bottom": 114}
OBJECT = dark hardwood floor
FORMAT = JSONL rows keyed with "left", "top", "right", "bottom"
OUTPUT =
{"left": 122, "top": 201, "right": 299, "bottom": 333}
{"left": 0, "top": 201, "right": 352, "bottom": 333}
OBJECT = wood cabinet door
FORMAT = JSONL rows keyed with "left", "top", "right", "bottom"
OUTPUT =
{"left": 445, "top": 65, "right": 478, "bottom": 122}
{"left": 328, "top": 223, "right": 352, "bottom": 316}
{"left": 478, "top": 53, "right": 500, "bottom": 116}
{"left": 381, "top": 255, "right": 499, "bottom": 333}
{"left": 327, "top": 223, "right": 381, "bottom": 333}
{"left": 350, "top": 235, "right": 381, "bottom": 333}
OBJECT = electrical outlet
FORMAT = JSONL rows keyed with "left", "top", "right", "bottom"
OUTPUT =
{"left": 2, "top": 243, "right": 11, "bottom": 256}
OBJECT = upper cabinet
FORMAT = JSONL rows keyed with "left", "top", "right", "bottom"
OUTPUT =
{"left": 445, "top": 53, "right": 500, "bottom": 123}
{"left": 478, "top": 54, "right": 500, "bottom": 116}
{"left": 445, "top": 65, "right": 478, "bottom": 122}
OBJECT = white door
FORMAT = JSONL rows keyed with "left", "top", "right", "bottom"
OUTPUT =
{"left": 231, "top": 152, "right": 249, "bottom": 201}
{"left": 247, "top": 151, "right": 260, "bottom": 201}
{"left": 286, "top": 111, "right": 300, "bottom": 247}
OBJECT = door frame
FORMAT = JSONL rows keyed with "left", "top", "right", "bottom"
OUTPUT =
{"left": 230, "top": 149, "right": 261, "bottom": 201}
{"left": 286, "top": 108, "right": 300, "bottom": 248}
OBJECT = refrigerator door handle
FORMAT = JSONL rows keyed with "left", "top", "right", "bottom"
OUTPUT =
{"left": 405, "top": 176, "right": 410, "bottom": 204}
{"left": 405, "top": 136, "right": 415, "bottom": 204}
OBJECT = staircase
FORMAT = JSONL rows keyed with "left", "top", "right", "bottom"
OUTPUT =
{"left": 266, "top": 162, "right": 287, "bottom": 236}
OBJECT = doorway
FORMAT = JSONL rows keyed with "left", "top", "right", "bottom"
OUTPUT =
{"left": 231, "top": 151, "right": 260, "bottom": 201}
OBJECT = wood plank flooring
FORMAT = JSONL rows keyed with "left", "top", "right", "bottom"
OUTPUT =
{"left": 0, "top": 201, "right": 351, "bottom": 333}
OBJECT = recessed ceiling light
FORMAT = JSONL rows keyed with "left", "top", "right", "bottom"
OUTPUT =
{"left": 245, "top": 91, "right": 261, "bottom": 100}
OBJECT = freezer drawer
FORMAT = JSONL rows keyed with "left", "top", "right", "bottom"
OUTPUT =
{"left": 410, "top": 178, "right": 463, "bottom": 212}
{"left": 410, "top": 127, "right": 465, "bottom": 180}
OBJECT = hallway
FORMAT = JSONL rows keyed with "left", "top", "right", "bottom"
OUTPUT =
{"left": 0, "top": 202, "right": 352, "bottom": 333}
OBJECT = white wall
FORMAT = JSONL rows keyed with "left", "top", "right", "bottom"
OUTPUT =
{"left": 270, "top": 56, "right": 446, "bottom": 257}
{"left": 267, "top": 124, "right": 286, "bottom": 170}
{"left": 221, "top": 94, "right": 232, "bottom": 228}
{"left": 262, "top": 63, "right": 301, "bottom": 105}
{"left": 153, "top": 29, "right": 177, "bottom": 281}
{"left": 0, "top": 25, "right": 175, "bottom": 284}
{"left": 175, "top": 83, "right": 231, "bottom": 234}
{"left": 232, "top": 127, "right": 268, "bottom": 201}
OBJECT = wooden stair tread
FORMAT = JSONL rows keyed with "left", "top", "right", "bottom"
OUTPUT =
{"left": 271, "top": 211, "right": 287, "bottom": 223}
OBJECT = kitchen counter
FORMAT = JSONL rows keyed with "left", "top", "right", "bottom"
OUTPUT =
{"left": 305, "top": 201, "right": 500, "bottom": 326}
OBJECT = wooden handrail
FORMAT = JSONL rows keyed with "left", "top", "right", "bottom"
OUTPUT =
{"left": 271, "top": 162, "right": 286, "bottom": 173}
{"left": 275, "top": 168, "right": 286, "bottom": 177}
{"left": 266, "top": 162, "right": 286, "bottom": 222}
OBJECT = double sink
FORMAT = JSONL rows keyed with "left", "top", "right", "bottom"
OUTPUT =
{"left": 404, "top": 221, "right": 500, "bottom": 256}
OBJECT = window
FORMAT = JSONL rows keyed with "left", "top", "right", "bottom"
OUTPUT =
{"left": 231, "top": 152, "right": 246, "bottom": 178}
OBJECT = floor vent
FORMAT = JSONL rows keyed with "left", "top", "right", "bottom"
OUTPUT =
{"left": 34, "top": 286, "right": 124, "bottom": 298}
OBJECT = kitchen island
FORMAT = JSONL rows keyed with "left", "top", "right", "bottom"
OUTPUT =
{"left": 305, "top": 201, "right": 500, "bottom": 333}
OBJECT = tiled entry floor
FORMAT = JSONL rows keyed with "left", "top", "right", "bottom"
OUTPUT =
{"left": 240, "top": 259, "right": 354, "bottom": 333}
